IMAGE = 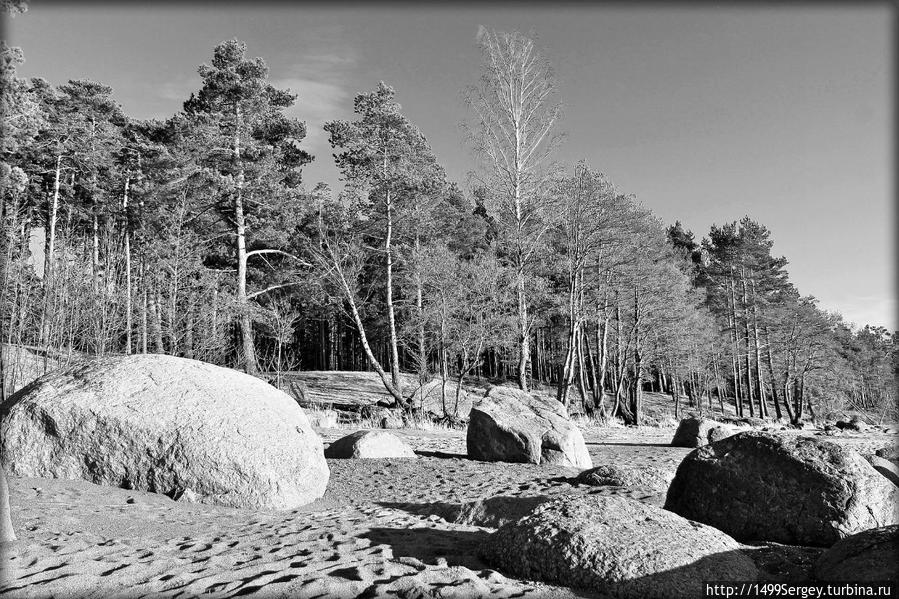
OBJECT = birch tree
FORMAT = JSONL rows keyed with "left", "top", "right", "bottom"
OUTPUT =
{"left": 464, "top": 27, "right": 563, "bottom": 391}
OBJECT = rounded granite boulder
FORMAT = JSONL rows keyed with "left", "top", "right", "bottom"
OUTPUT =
{"left": 0, "top": 354, "right": 329, "bottom": 510}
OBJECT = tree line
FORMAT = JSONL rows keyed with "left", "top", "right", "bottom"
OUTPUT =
{"left": 1, "top": 17, "right": 895, "bottom": 424}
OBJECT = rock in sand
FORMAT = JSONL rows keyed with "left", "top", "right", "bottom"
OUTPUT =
{"left": 665, "top": 431, "right": 899, "bottom": 546}
{"left": 670, "top": 416, "right": 734, "bottom": 448}
{"left": 575, "top": 463, "right": 675, "bottom": 493}
{"left": 466, "top": 386, "right": 592, "bottom": 469}
{"left": 324, "top": 430, "right": 416, "bottom": 459}
{"left": 814, "top": 525, "right": 899, "bottom": 582}
{"left": 484, "top": 494, "right": 758, "bottom": 598}
{"left": 0, "top": 354, "right": 329, "bottom": 510}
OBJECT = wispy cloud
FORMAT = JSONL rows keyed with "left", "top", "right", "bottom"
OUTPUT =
{"left": 271, "top": 50, "right": 358, "bottom": 186}
{"left": 274, "top": 76, "right": 350, "bottom": 150}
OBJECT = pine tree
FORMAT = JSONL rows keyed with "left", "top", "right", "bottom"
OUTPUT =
{"left": 184, "top": 39, "right": 311, "bottom": 374}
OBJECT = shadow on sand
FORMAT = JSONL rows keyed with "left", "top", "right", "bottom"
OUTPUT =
{"left": 585, "top": 441, "right": 674, "bottom": 448}
{"left": 363, "top": 521, "right": 772, "bottom": 599}
{"left": 359, "top": 527, "right": 490, "bottom": 571}
{"left": 413, "top": 450, "right": 467, "bottom": 459}
{"left": 378, "top": 495, "right": 554, "bottom": 529}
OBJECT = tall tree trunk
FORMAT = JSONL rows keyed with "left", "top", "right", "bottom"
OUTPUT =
{"left": 184, "top": 292, "right": 195, "bottom": 359}
{"left": 91, "top": 213, "right": 100, "bottom": 296}
{"left": 671, "top": 369, "right": 680, "bottom": 420}
{"left": 629, "top": 285, "right": 642, "bottom": 426}
{"left": 151, "top": 288, "right": 165, "bottom": 353}
{"left": 595, "top": 305, "right": 610, "bottom": 417}
{"left": 739, "top": 267, "right": 755, "bottom": 417}
{"left": 122, "top": 177, "right": 132, "bottom": 354}
{"left": 414, "top": 233, "right": 427, "bottom": 382}
{"left": 763, "top": 326, "right": 783, "bottom": 420}
{"left": 516, "top": 267, "right": 530, "bottom": 391}
{"left": 39, "top": 154, "right": 64, "bottom": 349}
{"left": 45, "top": 153, "right": 62, "bottom": 284}
{"left": 750, "top": 279, "right": 768, "bottom": 417}
{"left": 140, "top": 257, "right": 148, "bottom": 354}
{"left": 583, "top": 323, "right": 600, "bottom": 415}
{"left": 728, "top": 275, "right": 742, "bottom": 417}
{"left": 327, "top": 241, "right": 406, "bottom": 407}
{"left": 233, "top": 107, "right": 258, "bottom": 375}
{"left": 383, "top": 180, "right": 402, "bottom": 394}
{"left": 713, "top": 356, "right": 725, "bottom": 415}
{"left": 556, "top": 319, "right": 580, "bottom": 408}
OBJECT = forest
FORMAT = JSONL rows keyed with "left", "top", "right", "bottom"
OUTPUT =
{"left": 1, "top": 21, "right": 896, "bottom": 425}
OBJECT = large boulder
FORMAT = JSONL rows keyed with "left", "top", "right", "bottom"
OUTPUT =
{"left": 814, "top": 526, "right": 899, "bottom": 582}
{"left": 0, "top": 355, "right": 329, "bottom": 510}
{"left": 575, "top": 463, "right": 675, "bottom": 494}
{"left": 484, "top": 494, "right": 758, "bottom": 598}
{"left": 671, "top": 416, "right": 734, "bottom": 447}
{"left": 466, "top": 387, "right": 591, "bottom": 468}
{"left": 324, "top": 430, "right": 415, "bottom": 459}
{"left": 665, "top": 431, "right": 899, "bottom": 546}
{"left": 1, "top": 467, "right": 14, "bottom": 542}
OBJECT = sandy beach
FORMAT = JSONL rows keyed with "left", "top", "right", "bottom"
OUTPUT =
{"left": 2, "top": 424, "right": 894, "bottom": 598}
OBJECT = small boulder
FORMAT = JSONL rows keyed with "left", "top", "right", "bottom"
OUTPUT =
{"left": 575, "top": 463, "right": 675, "bottom": 494}
{"left": 1, "top": 467, "right": 14, "bottom": 542}
{"left": 671, "top": 416, "right": 734, "bottom": 448}
{"left": 0, "top": 355, "right": 329, "bottom": 510}
{"left": 665, "top": 431, "right": 899, "bottom": 546}
{"left": 836, "top": 418, "right": 869, "bottom": 433}
{"left": 484, "top": 494, "right": 758, "bottom": 598}
{"left": 876, "top": 445, "right": 899, "bottom": 461}
{"left": 324, "top": 430, "right": 415, "bottom": 459}
{"left": 466, "top": 387, "right": 591, "bottom": 468}
{"left": 868, "top": 455, "right": 899, "bottom": 488}
{"left": 814, "top": 526, "right": 899, "bottom": 582}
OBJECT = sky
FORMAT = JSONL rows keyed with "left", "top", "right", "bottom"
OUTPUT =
{"left": 5, "top": 2, "right": 895, "bottom": 330}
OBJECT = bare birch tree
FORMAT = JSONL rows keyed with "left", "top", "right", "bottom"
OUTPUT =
{"left": 464, "top": 27, "right": 563, "bottom": 391}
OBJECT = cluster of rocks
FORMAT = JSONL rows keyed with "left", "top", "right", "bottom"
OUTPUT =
{"left": 459, "top": 395, "right": 898, "bottom": 593}
{"left": 2, "top": 354, "right": 897, "bottom": 595}
{"left": 478, "top": 429, "right": 899, "bottom": 596}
